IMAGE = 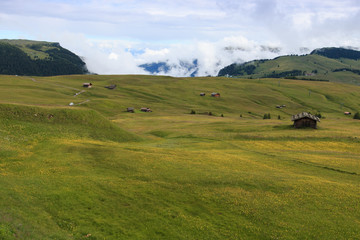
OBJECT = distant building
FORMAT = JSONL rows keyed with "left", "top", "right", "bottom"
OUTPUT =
{"left": 200, "top": 93, "right": 206, "bottom": 96}
{"left": 291, "top": 112, "right": 320, "bottom": 129}
{"left": 140, "top": 107, "right": 152, "bottom": 112}
{"left": 105, "top": 84, "right": 116, "bottom": 90}
{"left": 211, "top": 92, "right": 220, "bottom": 97}
{"left": 127, "top": 107, "right": 135, "bottom": 113}
{"left": 83, "top": 83, "right": 92, "bottom": 88}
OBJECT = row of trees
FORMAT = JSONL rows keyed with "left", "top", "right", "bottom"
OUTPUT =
{"left": 311, "top": 47, "right": 360, "bottom": 60}
{"left": 191, "top": 109, "right": 359, "bottom": 120}
{"left": 218, "top": 63, "right": 256, "bottom": 76}
{"left": 354, "top": 112, "right": 360, "bottom": 119}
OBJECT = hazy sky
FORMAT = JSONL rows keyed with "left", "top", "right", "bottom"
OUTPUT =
{"left": 1, "top": 0, "right": 360, "bottom": 76}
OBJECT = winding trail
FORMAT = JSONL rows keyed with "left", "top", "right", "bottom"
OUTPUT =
{"left": 74, "top": 90, "right": 86, "bottom": 97}
{"left": 26, "top": 77, "right": 91, "bottom": 105}
{"left": 77, "top": 99, "right": 90, "bottom": 105}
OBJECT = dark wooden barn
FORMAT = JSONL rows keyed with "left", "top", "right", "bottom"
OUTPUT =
{"left": 105, "top": 84, "right": 116, "bottom": 90}
{"left": 126, "top": 107, "right": 135, "bottom": 113}
{"left": 291, "top": 112, "right": 320, "bottom": 129}
{"left": 140, "top": 107, "right": 152, "bottom": 112}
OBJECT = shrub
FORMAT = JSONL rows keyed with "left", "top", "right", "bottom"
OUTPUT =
{"left": 315, "top": 112, "right": 322, "bottom": 118}
{"left": 263, "top": 113, "right": 271, "bottom": 119}
{"left": 354, "top": 112, "right": 360, "bottom": 119}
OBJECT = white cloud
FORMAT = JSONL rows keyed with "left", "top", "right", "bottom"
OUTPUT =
{"left": 108, "top": 53, "right": 119, "bottom": 60}
{"left": 1, "top": 0, "right": 360, "bottom": 76}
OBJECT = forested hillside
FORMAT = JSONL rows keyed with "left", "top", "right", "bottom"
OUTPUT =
{"left": 0, "top": 40, "right": 89, "bottom": 76}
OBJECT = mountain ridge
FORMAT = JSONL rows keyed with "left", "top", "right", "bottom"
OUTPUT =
{"left": 0, "top": 39, "right": 89, "bottom": 76}
{"left": 218, "top": 47, "right": 360, "bottom": 85}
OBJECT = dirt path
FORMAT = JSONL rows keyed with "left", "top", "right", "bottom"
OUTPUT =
{"left": 74, "top": 90, "right": 86, "bottom": 97}
{"left": 26, "top": 77, "right": 91, "bottom": 105}
{"left": 27, "top": 77, "right": 81, "bottom": 91}
{"left": 77, "top": 99, "right": 90, "bottom": 105}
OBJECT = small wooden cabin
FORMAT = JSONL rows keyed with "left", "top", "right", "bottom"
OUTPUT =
{"left": 140, "top": 107, "right": 152, "bottom": 112}
{"left": 83, "top": 83, "right": 92, "bottom": 88}
{"left": 127, "top": 107, "right": 135, "bottom": 113}
{"left": 291, "top": 112, "right": 320, "bottom": 129}
{"left": 211, "top": 92, "right": 220, "bottom": 97}
{"left": 105, "top": 84, "right": 116, "bottom": 90}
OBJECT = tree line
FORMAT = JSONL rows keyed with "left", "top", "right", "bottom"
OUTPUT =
{"left": 0, "top": 42, "right": 88, "bottom": 76}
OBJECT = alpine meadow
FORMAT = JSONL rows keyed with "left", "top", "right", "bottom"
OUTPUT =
{"left": 0, "top": 74, "right": 360, "bottom": 239}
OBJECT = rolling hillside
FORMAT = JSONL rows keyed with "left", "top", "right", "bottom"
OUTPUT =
{"left": 218, "top": 47, "right": 360, "bottom": 85}
{"left": 0, "top": 74, "right": 360, "bottom": 239}
{"left": 0, "top": 39, "right": 89, "bottom": 76}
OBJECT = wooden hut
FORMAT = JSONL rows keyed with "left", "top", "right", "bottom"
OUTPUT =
{"left": 140, "top": 107, "right": 152, "bottom": 112}
{"left": 127, "top": 107, "right": 135, "bottom": 113}
{"left": 83, "top": 83, "right": 92, "bottom": 88}
{"left": 211, "top": 92, "right": 220, "bottom": 97}
{"left": 291, "top": 112, "right": 320, "bottom": 129}
{"left": 105, "top": 84, "right": 116, "bottom": 90}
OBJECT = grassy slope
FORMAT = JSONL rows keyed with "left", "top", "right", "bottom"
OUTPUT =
{"left": 0, "top": 74, "right": 360, "bottom": 239}
{"left": 231, "top": 54, "right": 360, "bottom": 85}
{"left": 0, "top": 39, "right": 55, "bottom": 60}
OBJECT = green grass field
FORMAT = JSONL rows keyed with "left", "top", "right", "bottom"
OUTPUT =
{"left": 0, "top": 74, "right": 359, "bottom": 239}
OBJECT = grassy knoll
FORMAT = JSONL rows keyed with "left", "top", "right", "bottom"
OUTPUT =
{"left": 219, "top": 53, "right": 360, "bottom": 85}
{"left": 0, "top": 74, "right": 360, "bottom": 239}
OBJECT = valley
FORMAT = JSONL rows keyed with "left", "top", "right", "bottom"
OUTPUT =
{"left": 0, "top": 74, "right": 359, "bottom": 239}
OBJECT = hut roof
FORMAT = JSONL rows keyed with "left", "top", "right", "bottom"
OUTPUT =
{"left": 291, "top": 112, "right": 320, "bottom": 122}
{"left": 105, "top": 84, "right": 116, "bottom": 89}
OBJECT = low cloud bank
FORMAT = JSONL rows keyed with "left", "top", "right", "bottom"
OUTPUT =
{"left": 58, "top": 34, "right": 358, "bottom": 77}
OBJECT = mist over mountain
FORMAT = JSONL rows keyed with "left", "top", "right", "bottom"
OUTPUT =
{"left": 135, "top": 41, "right": 307, "bottom": 77}
{"left": 139, "top": 59, "right": 199, "bottom": 77}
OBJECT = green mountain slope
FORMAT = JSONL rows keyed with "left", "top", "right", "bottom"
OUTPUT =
{"left": 0, "top": 39, "right": 89, "bottom": 76}
{"left": 218, "top": 47, "right": 360, "bottom": 85}
{"left": 0, "top": 74, "right": 360, "bottom": 239}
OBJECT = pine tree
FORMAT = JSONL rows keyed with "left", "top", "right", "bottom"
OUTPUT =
{"left": 354, "top": 112, "right": 360, "bottom": 119}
